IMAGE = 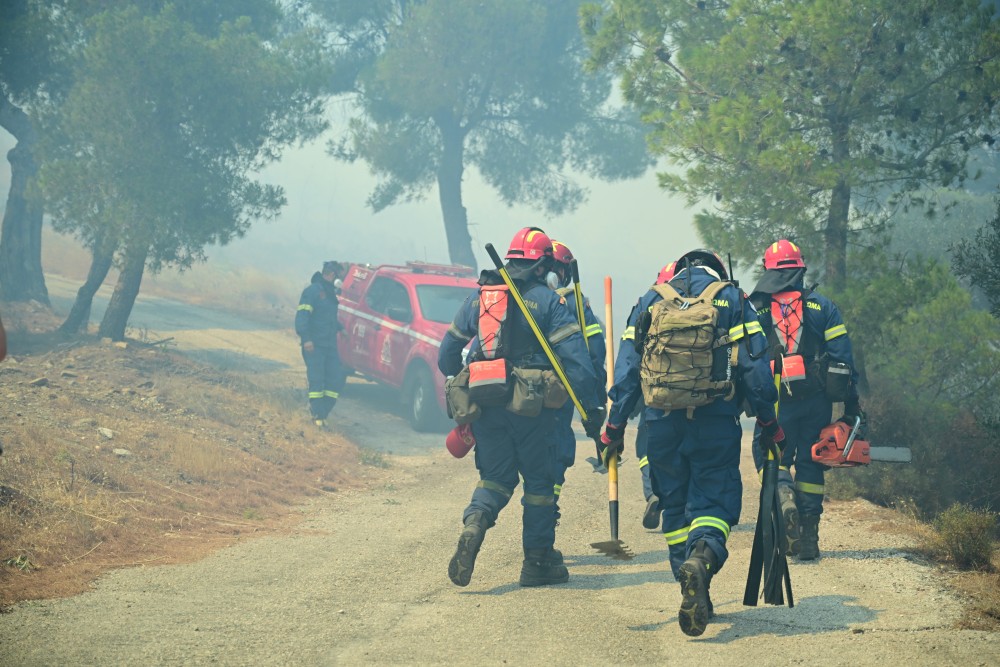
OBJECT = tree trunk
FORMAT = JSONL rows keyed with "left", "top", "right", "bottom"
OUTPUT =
{"left": 0, "top": 95, "right": 49, "bottom": 304}
{"left": 58, "top": 237, "right": 116, "bottom": 335}
{"left": 435, "top": 115, "right": 476, "bottom": 270}
{"left": 824, "top": 121, "right": 851, "bottom": 290}
{"left": 97, "top": 242, "right": 147, "bottom": 341}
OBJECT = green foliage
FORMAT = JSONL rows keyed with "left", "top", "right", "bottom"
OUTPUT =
{"left": 308, "top": 0, "right": 652, "bottom": 265}
{"left": 36, "top": 2, "right": 329, "bottom": 271}
{"left": 584, "top": 0, "right": 1000, "bottom": 282}
{"left": 931, "top": 504, "right": 998, "bottom": 571}
{"left": 952, "top": 198, "right": 1000, "bottom": 316}
{"left": 826, "top": 252, "right": 1000, "bottom": 515}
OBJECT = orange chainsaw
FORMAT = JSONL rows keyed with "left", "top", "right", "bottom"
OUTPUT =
{"left": 811, "top": 416, "right": 911, "bottom": 467}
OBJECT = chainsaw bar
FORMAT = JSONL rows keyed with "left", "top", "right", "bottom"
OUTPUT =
{"left": 868, "top": 446, "right": 912, "bottom": 463}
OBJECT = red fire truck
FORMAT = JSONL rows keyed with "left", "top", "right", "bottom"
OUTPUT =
{"left": 337, "top": 261, "right": 478, "bottom": 431}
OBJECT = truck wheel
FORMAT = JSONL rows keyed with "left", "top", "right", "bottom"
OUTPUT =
{"left": 406, "top": 365, "right": 439, "bottom": 432}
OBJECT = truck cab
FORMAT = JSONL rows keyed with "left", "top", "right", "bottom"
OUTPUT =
{"left": 337, "top": 261, "right": 478, "bottom": 431}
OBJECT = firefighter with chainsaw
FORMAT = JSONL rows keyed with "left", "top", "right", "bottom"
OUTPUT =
{"left": 438, "top": 227, "right": 603, "bottom": 588}
{"left": 749, "top": 240, "right": 861, "bottom": 561}
{"left": 295, "top": 260, "right": 346, "bottom": 428}
{"left": 603, "top": 249, "right": 780, "bottom": 637}
{"left": 547, "top": 240, "right": 607, "bottom": 523}
{"left": 633, "top": 261, "right": 679, "bottom": 531}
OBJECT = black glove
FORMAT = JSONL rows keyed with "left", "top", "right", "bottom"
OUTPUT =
{"left": 757, "top": 418, "right": 786, "bottom": 453}
{"left": 841, "top": 398, "right": 864, "bottom": 424}
{"left": 583, "top": 406, "right": 606, "bottom": 440}
{"left": 598, "top": 423, "right": 625, "bottom": 465}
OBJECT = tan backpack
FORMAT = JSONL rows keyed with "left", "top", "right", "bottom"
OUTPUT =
{"left": 639, "top": 281, "right": 737, "bottom": 413}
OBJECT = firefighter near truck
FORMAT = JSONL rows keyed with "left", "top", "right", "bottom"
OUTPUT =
{"left": 336, "top": 261, "right": 479, "bottom": 431}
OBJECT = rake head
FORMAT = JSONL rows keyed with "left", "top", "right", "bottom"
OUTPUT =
{"left": 590, "top": 539, "right": 635, "bottom": 560}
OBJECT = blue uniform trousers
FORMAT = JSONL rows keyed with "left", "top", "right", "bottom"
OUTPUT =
{"left": 635, "top": 413, "right": 655, "bottom": 501}
{"left": 752, "top": 393, "right": 832, "bottom": 516}
{"left": 646, "top": 412, "right": 743, "bottom": 578}
{"left": 302, "top": 345, "right": 342, "bottom": 420}
{"left": 551, "top": 402, "right": 576, "bottom": 511}
{"left": 467, "top": 406, "right": 559, "bottom": 550}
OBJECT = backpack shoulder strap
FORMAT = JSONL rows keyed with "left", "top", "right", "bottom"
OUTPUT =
{"left": 651, "top": 283, "right": 682, "bottom": 303}
{"left": 555, "top": 286, "right": 574, "bottom": 298}
{"left": 699, "top": 280, "right": 732, "bottom": 302}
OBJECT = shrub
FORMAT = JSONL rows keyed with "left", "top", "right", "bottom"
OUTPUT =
{"left": 930, "top": 504, "right": 998, "bottom": 571}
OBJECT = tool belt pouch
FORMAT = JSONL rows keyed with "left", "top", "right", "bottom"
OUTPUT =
{"left": 445, "top": 368, "right": 481, "bottom": 425}
{"left": 507, "top": 368, "right": 546, "bottom": 417}
{"left": 467, "top": 359, "right": 511, "bottom": 407}
{"left": 824, "top": 362, "right": 852, "bottom": 402}
{"left": 541, "top": 370, "right": 569, "bottom": 409}
{"left": 775, "top": 353, "right": 825, "bottom": 400}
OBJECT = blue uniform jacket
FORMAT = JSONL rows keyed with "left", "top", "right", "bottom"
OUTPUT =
{"left": 438, "top": 275, "right": 601, "bottom": 412}
{"left": 608, "top": 266, "right": 777, "bottom": 427}
{"left": 295, "top": 272, "right": 342, "bottom": 348}
{"left": 753, "top": 280, "right": 859, "bottom": 402}
{"left": 556, "top": 286, "right": 608, "bottom": 404}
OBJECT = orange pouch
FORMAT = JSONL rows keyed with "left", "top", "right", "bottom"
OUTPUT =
{"left": 780, "top": 354, "right": 807, "bottom": 382}
{"left": 468, "top": 359, "right": 511, "bottom": 407}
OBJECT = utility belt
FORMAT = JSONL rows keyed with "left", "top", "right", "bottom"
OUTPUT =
{"left": 773, "top": 353, "right": 852, "bottom": 403}
{"left": 445, "top": 359, "right": 569, "bottom": 424}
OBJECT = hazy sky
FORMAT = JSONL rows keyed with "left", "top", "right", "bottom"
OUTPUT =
{"left": 1, "top": 118, "right": 718, "bottom": 319}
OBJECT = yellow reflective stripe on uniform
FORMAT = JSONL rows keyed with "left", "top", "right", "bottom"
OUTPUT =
{"left": 621, "top": 326, "right": 635, "bottom": 341}
{"left": 553, "top": 483, "right": 562, "bottom": 496}
{"left": 824, "top": 324, "right": 847, "bottom": 341}
{"left": 691, "top": 516, "right": 731, "bottom": 539}
{"left": 523, "top": 493, "right": 555, "bottom": 506}
{"left": 297, "top": 304, "right": 313, "bottom": 312}
{"left": 477, "top": 480, "right": 513, "bottom": 498}
{"left": 308, "top": 391, "right": 324, "bottom": 399}
{"left": 638, "top": 456, "right": 649, "bottom": 469}
{"left": 795, "top": 480, "right": 825, "bottom": 495}
{"left": 729, "top": 320, "right": 762, "bottom": 341}
{"left": 585, "top": 323, "right": 603, "bottom": 338}
{"left": 665, "top": 526, "right": 690, "bottom": 546}
{"left": 324, "top": 391, "right": 339, "bottom": 398}
{"left": 447, "top": 323, "right": 472, "bottom": 341}
{"left": 548, "top": 323, "right": 581, "bottom": 345}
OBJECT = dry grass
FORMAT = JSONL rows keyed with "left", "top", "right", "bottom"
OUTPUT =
{"left": 0, "top": 324, "right": 370, "bottom": 609}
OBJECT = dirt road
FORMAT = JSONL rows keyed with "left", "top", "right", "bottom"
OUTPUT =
{"left": 1, "top": 281, "right": 996, "bottom": 664}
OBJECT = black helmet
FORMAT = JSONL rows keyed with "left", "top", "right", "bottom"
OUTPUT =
{"left": 676, "top": 248, "right": 729, "bottom": 280}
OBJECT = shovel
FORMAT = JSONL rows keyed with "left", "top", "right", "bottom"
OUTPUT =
{"left": 590, "top": 275, "right": 634, "bottom": 561}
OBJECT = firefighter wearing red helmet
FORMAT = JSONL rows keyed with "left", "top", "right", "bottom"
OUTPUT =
{"left": 750, "top": 239, "right": 861, "bottom": 561}
{"left": 438, "top": 227, "right": 602, "bottom": 588}
{"left": 546, "top": 240, "right": 607, "bottom": 523}
{"left": 603, "top": 247, "right": 779, "bottom": 636}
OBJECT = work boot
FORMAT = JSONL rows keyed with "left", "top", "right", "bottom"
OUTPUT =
{"left": 642, "top": 495, "right": 661, "bottom": 530}
{"left": 798, "top": 514, "right": 821, "bottom": 561}
{"left": 448, "top": 511, "right": 491, "bottom": 587}
{"left": 519, "top": 547, "right": 569, "bottom": 587}
{"left": 677, "top": 540, "right": 718, "bottom": 637}
{"left": 778, "top": 484, "right": 800, "bottom": 557}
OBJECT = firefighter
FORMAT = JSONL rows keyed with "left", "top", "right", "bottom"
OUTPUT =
{"left": 602, "top": 249, "right": 781, "bottom": 637}
{"left": 546, "top": 240, "right": 607, "bottom": 523}
{"left": 439, "top": 227, "right": 603, "bottom": 588}
{"left": 635, "top": 261, "right": 679, "bottom": 530}
{"left": 749, "top": 240, "right": 861, "bottom": 561}
{"left": 295, "top": 261, "right": 346, "bottom": 428}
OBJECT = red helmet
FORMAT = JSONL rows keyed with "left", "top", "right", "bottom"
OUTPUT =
{"left": 676, "top": 248, "right": 729, "bottom": 280}
{"left": 763, "top": 239, "right": 805, "bottom": 270}
{"left": 505, "top": 227, "right": 554, "bottom": 261}
{"left": 550, "top": 240, "right": 574, "bottom": 265}
{"left": 656, "top": 261, "right": 677, "bottom": 284}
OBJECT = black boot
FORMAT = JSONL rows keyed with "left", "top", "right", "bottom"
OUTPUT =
{"left": 778, "top": 484, "right": 800, "bottom": 557}
{"left": 448, "top": 511, "right": 491, "bottom": 586}
{"left": 798, "top": 514, "right": 820, "bottom": 561}
{"left": 519, "top": 547, "right": 569, "bottom": 587}
{"left": 642, "top": 495, "right": 661, "bottom": 530}
{"left": 677, "top": 540, "right": 719, "bottom": 637}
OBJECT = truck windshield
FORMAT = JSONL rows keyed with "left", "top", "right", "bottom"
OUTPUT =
{"left": 416, "top": 285, "right": 477, "bottom": 324}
